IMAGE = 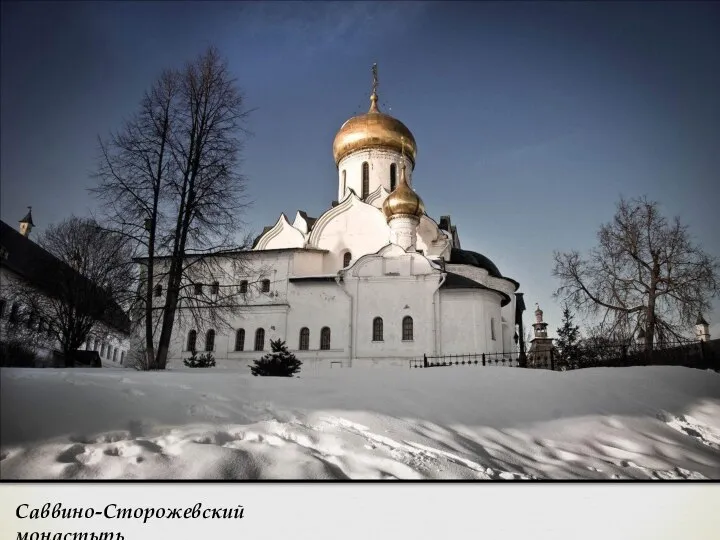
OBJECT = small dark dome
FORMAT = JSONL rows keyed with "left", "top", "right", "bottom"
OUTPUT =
{"left": 449, "top": 248, "right": 502, "bottom": 279}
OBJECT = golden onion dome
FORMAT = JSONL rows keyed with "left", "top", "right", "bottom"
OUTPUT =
{"left": 382, "top": 146, "right": 424, "bottom": 221}
{"left": 332, "top": 64, "right": 417, "bottom": 167}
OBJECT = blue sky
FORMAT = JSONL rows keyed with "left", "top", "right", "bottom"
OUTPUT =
{"left": 2, "top": 1, "right": 719, "bottom": 337}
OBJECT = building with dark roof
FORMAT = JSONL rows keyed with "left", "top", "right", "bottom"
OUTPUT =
{"left": 0, "top": 218, "right": 130, "bottom": 366}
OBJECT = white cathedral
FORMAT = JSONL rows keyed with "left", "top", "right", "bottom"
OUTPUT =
{"left": 167, "top": 66, "right": 524, "bottom": 368}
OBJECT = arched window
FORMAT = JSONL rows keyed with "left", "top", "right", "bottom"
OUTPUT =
{"left": 211, "top": 281, "right": 220, "bottom": 295}
{"left": 235, "top": 328, "right": 245, "bottom": 351}
{"left": 342, "top": 169, "right": 347, "bottom": 195}
{"left": 9, "top": 302, "right": 19, "bottom": 324}
{"left": 205, "top": 329, "right": 215, "bottom": 351}
{"left": 299, "top": 327, "right": 310, "bottom": 350}
{"left": 402, "top": 316, "right": 414, "bottom": 341}
{"left": 239, "top": 280, "right": 248, "bottom": 294}
{"left": 343, "top": 252, "right": 352, "bottom": 268}
{"left": 261, "top": 279, "right": 270, "bottom": 293}
{"left": 187, "top": 330, "right": 197, "bottom": 352}
{"left": 194, "top": 283, "right": 203, "bottom": 295}
{"left": 26, "top": 310, "right": 35, "bottom": 329}
{"left": 361, "top": 162, "right": 369, "bottom": 199}
{"left": 153, "top": 284, "right": 162, "bottom": 297}
{"left": 254, "top": 328, "right": 265, "bottom": 351}
{"left": 113, "top": 349, "right": 118, "bottom": 362}
{"left": 320, "top": 327, "right": 331, "bottom": 350}
{"left": 491, "top": 318, "right": 496, "bottom": 341}
{"left": 390, "top": 163, "right": 397, "bottom": 191}
{"left": 373, "top": 317, "right": 384, "bottom": 341}
{"left": 120, "top": 351, "right": 125, "bottom": 365}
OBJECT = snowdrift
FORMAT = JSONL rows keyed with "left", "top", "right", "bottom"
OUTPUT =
{"left": 1, "top": 365, "right": 719, "bottom": 479}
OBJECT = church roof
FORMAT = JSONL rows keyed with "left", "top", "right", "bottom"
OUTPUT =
{"left": 251, "top": 226, "right": 274, "bottom": 249}
{"left": 447, "top": 248, "right": 520, "bottom": 291}
{"left": 297, "top": 210, "right": 317, "bottom": 230}
{"left": 441, "top": 271, "right": 511, "bottom": 306}
{"left": 696, "top": 314, "right": 709, "bottom": 325}
{"left": 449, "top": 248, "right": 501, "bottom": 278}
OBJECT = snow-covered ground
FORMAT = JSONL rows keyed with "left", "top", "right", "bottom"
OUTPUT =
{"left": 1, "top": 365, "right": 719, "bottom": 480}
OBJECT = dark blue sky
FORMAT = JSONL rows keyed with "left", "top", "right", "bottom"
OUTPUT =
{"left": 2, "top": 1, "right": 719, "bottom": 335}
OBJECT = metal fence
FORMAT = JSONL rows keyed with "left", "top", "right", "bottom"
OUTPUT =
{"left": 411, "top": 340, "right": 719, "bottom": 372}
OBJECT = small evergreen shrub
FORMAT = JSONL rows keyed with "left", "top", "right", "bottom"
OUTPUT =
{"left": 250, "top": 339, "right": 302, "bottom": 377}
{"left": 183, "top": 351, "right": 216, "bottom": 368}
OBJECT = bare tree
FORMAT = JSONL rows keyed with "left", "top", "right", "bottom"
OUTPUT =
{"left": 553, "top": 196, "right": 719, "bottom": 351}
{"left": 93, "top": 46, "right": 261, "bottom": 370}
{"left": 3, "top": 217, "right": 133, "bottom": 367}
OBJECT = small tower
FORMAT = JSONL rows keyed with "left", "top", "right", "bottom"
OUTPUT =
{"left": 695, "top": 314, "right": 710, "bottom": 342}
{"left": 381, "top": 137, "right": 424, "bottom": 251}
{"left": 527, "top": 303, "right": 555, "bottom": 368}
{"left": 532, "top": 303, "right": 548, "bottom": 338}
{"left": 19, "top": 206, "right": 34, "bottom": 238}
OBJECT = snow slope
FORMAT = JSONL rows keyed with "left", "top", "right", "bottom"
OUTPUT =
{"left": 1, "top": 366, "right": 719, "bottom": 480}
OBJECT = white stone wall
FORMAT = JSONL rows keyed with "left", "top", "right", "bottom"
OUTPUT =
{"left": 439, "top": 289, "right": 503, "bottom": 355}
{"left": 342, "top": 248, "right": 442, "bottom": 364}
{"left": 337, "top": 148, "right": 413, "bottom": 201}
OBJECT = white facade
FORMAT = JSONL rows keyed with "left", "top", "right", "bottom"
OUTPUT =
{"left": 162, "top": 82, "right": 523, "bottom": 369}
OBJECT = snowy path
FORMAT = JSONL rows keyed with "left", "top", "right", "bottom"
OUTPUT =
{"left": 1, "top": 366, "right": 719, "bottom": 479}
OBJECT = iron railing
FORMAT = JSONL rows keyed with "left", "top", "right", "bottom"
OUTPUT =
{"left": 411, "top": 340, "right": 719, "bottom": 372}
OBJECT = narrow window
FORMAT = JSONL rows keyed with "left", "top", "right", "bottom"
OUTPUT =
{"left": 211, "top": 281, "right": 220, "bottom": 295}
{"left": 261, "top": 279, "right": 270, "bottom": 293}
{"left": 491, "top": 318, "right": 496, "bottom": 341}
{"left": 239, "top": 280, "right": 248, "bottom": 294}
{"left": 343, "top": 252, "right": 352, "bottom": 268}
{"left": 342, "top": 169, "right": 347, "bottom": 195}
{"left": 373, "top": 317, "right": 384, "bottom": 341}
{"left": 254, "top": 328, "right": 265, "bottom": 351}
{"left": 0, "top": 298, "right": 6, "bottom": 318}
{"left": 120, "top": 351, "right": 125, "bottom": 365}
{"left": 205, "top": 329, "right": 215, "bottom": 352}
{"left": 402, "top": 316, "right": 414, "bottom": 341}
{"left": 390, "top": 163, "right": 397, "bottom": 191}
{"left": 361, "top": 162, "right": 369, "bottom": 199}
{"left": 26, "top": 310, "right": 35, "bottom": 329}
{"left": 9, "top": 302, "right": 19, "bottom": 324}
{"left": 113, "top": 349, "right": 118, "bottom": 362}
{"left": 154, "top": 284, "right": 162, "bottom": 297}
{"left": 299, "top": 327, "right": 310, "bottom": 350}
{"left": 235, "top": 328, "right": 245, "bottom": 351}
{"left": 320, "top": 327, "right": 331, "bottom": 350}
{"left": 187, "top": 330, "right": 197, "bottom": 352}
{"left": 194, "top": 283, "right": 203, "bottom": 295}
